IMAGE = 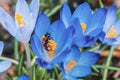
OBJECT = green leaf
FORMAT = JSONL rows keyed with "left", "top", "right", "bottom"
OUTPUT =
{"left": 103, "top": 46, "right": 115, "bottom": 80}
{"left": 117, "top": 9, "right": 120, "bottom": 19}
{"left": 18, "top": 53, "right": 24, "bottom": 75}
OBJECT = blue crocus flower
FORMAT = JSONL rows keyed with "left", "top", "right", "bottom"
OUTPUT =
{"left": 17, "top": 74, "right": 31, "bottom": 80}
{"left": 100, "top": 5, "right": 120, "bottom": 45}
{"left": 0, "top": 0, "right": 39, "bottom": 42}
{"left": 0, "top": 41, "right": 11, "bottom": 73}
{"left": 60, "top": 2, "right": 106, "bottom": 47}
{"left": 30, "top": 12, "right": 73, "bottom": 69}
{"left": 60, "top": 45, "right": 100, "bottom": 80}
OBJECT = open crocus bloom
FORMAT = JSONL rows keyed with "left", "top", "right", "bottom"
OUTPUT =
{"left": 17, "top": 74, "right": 31, "bottom": 80}
{"left": 60, "top": 2, "right": 106, "bottom": 47}
{"left": 0, "top": 0, "right": 39, "bottom": 42}
{"left": 60, "top": 45, "right": 100, "bottom": 80}
{"left": 100, "top": 5, "right": 120, "bottom": 45}
{"left": 30, "top": 12, "right": 73, "bottom": 69}
{"left": 0, "top": 41, "right": 11, "bottom": 73}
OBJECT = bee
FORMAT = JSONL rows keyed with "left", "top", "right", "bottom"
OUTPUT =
{"left": 41, "top": 33, "right": 53, "bottom": 51}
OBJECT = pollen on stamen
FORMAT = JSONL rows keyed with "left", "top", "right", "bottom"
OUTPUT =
{"left": 15, "top": 14, "right": 26, "bottom": 27}
{"left": 41, "top": 33, "right": 57, "bottom": 58}
{"left": 47, "top": 40, "right": 56, "bottom": 58}
{"left": 80, "top": 23, "right": 86, "bottom": 33}
{"left": 41, "top": 36, "right": 46, "bottom": 43}
{"left": 106, "top": 26, "right": 118, "bottom": 38}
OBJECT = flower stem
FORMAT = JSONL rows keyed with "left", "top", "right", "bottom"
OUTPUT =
{"left": 18, "top": 53, "right": 24, "bottom": 75}
{"left": 32, "top": 66, "right": 36, "bottom": 80}
{"left": 101, "top": 45, "right": 109, "bottom": 53}
{"left": 103, "top": 46, "right": 115, "bottom": 80}
{"left": 14, "top": 39, "right": 19, "bottom": 60}
{"left": 24, "top": 42, "right": 31, "bottom": 68}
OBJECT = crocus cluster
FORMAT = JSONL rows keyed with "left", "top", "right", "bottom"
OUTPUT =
{"left": 0, "top": 0, "right": 120, "bottom": 80}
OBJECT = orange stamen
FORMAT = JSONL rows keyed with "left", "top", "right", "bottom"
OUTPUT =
{"left": 15, "top": 14, "right": 26, "bottom": 27}
{"left": 80, "top": 23, "right": 86, "bottom": 33}
{"left": 66, "top": 60, "right": 76, "bottom": 70}
{"left": 106, "top": 26, "right": 118, "bottom": 38}
{"left": 47, "top": 40, "right": 56, "bottom": 58}
{"left": 41, "top": 36, "right": 56, "bottom": 58}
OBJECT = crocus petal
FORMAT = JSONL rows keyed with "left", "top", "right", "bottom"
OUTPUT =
{"left": 36, "top": 58, "right": 55, "bottom": 69}
{"left": 0, "top": 60, "right": 11, "bottom": 73}
{"left": 78, "top": 52, "right": 100, "bottom": 67}
{"left": 99, "top": 31, "right": 116, "bottom": 45}
{"left": 74, "top": 35, "right": 95, "bottom": 47}
{"left": 51, "top": 47, "right": 70, "bottom": 64}
{"left": 99, "top": 31, "right": 117, "bottom": 45}
{"left": 59, "top": 62, "right": 65, "bottom": 73}
{"left": 35, "top": 12, "right": 50, "bottom": 39}
{"left": 113, "top": 36, "right": 120, "bottom": 45}
{"left": 64, "top": 45, "right": 81, "bottom": 66}
{"left": 114, "top": 20, "right": 120, "bottom": 33}
{"left": 72, "top": 2, "right": 92, "bottom": 23}
{"left": 15, "top": 0, "right": 31, "bottom": 27}
{"left": 103, "top": 5, "right": 117, "bottom": 33}
{"left": 87, "top": 28, "right": 103, "bottom": 37}
{"left": 101, "top": 38, "right": 117, "bottom": 45}
{"left": 72, "top": 18, "right": 96, "bottom": 47}
{"left": 30, "top": 34, "right": 42, "bottom": 59}
{"left": 85, "top": 8, "right": 107, "bottom": 36}
{"left": 63, "top": 74, "right": 77, "bottom": 80}
{"left": 29, "top": 0, "right": 39, "bottom": 20}
{"left": 108, "top": 20, "right": 120, "bottom": 45}
{"left": 31, "top": 34, "right": 49, "bottom": 62}
{"left": 29, "top": 0, "right": 39, "bottom": 31}
{"left": 71, "top": 18, "right": 95, "bottom": 47}
{"left": 0, "top": 7, "right": 17, "bottom": 36}
{"left": 64, "top": 26, "right": 75, "bottom": 49}
{"left": 48, "top": 20, "right": 66, "bottom": 52}
{"left": 60, "top": 3, "right": 72, "bottom": 28}
{"left": 72, "top": 18, "right": 93, "bottom": 47}
{"left": 69, "top": 66, "right": 92, "bottom": 77}
{"left": 60, "top": 63, "right": 77, "bottom": 80}
{"left": 15, "top": 26, "right": 32, "bottom": 42}
{"left": 17, "top": 74, "right": 31, "bottom": 80}
{"left": 0, "top": 41, "right": 4, "bottom": 55}
{"left": 99, "top": 31, "right": 106, "bottom": 42}
{"left": 72, "top": 18, "right": 82, "bottom": 37}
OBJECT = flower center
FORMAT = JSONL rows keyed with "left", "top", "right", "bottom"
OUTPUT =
{"left": 80, "top": 23, "right": 86, "bottom": 33}
{"left": 106, "top": 26, "right": 118, "bottom": 38}
{"left": 66, "top": 60, "right": 76, "bottom": 71}
{"left": 15, "top": 14, "right": 26, "bottom": 27}
{"left": 41, "top": 33, "right": 56, "bottom": 58}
